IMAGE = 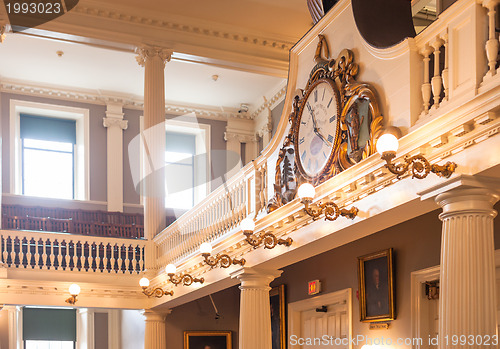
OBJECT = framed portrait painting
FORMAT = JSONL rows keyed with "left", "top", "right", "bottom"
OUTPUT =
{"left": 357, "top": 248, "right": 395, "bottom": 322}
{"left": 184, "top": 331, "right": 232, "bottom": 349}
{"left": 270, "top": 285, "right": 286, "bottom": 349}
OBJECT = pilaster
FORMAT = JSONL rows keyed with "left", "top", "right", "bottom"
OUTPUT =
{"left": 103, "top": 102, "right": 128, "bottom": 212}
{"left": 143, "top": 310, "right": 170, "bottom": 349}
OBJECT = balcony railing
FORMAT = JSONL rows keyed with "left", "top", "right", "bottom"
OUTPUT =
{"left": 0, "top": 230, "right": 146, "bottom": 274}
{"left": 2, "top": 204, "right": 144, "bottom": 239}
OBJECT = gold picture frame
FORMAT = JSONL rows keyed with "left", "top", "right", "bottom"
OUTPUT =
{"left": 184, "top": 331, "right": 232, "bottom": 349}
{"left": 270, "top": 285, "right": 286, "bottom": 349}
{"left": 357, "top": 248, "right": 395, "bottom": 322}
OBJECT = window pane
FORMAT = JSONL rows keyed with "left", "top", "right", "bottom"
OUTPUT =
{"left": 23, "top": 148, "right": 73, "bottom": 200}
{"left": 24, "top": 139, "right": 73, "bottom": 152}
{"left": 165, "top": 163, "right": 194, "bottom": 209}
{"left": 165, "top": 151, "right": 193, "bottom": 165}
{"left": 25, "top": 340, "right": 74, "bottom": 349}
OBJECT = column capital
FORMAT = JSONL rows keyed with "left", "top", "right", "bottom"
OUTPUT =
{"left": 418, "top": 174, "right": 500, "bottom": 201}
{"left": 436, "top": 188, "right": 499, "bottom": 220}
{"left": 224, "top": 131, "right": 257, "bottom": 143}
{"left": 230, "top": 267, "right": 282, "bottom": 289}
{"left": 135, "top": 46, "right": 173, "bottom": 67}
{"left": 103, "top": 117, "right": 128, "bottom": 130}
{"left": 141, "top": 309, "right": 171, "bottom": 322}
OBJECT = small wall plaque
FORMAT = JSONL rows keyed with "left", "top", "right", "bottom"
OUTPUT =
{"left": 369, "top": 322, "right": 390, "bottom": 330}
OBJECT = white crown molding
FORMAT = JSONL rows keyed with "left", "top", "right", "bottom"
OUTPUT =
{"left": 72, "top": 2, "right": 296, "bottom": 54}
{"left": 250, "top": 83, "right": 287, "bottom": 119}
{"left": 0, "top": 79, "right": 257, "bottom": 121}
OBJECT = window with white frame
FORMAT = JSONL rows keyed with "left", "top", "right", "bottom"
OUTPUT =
{"left": 23, "top": 308, "right": 76, "bottom": 349}
{"left": 10, "top": 100, "right": 89, "bottom": 200}
{"left": 165, "top": 121, "right": 210, "bottom": 209}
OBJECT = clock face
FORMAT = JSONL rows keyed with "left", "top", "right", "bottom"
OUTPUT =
{"left": 296, "top": 79, "right": 340, "bottom": 178}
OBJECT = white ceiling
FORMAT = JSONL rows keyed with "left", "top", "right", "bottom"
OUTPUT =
{"left": 0, "top": 33, "right": 286, "bottom": 109}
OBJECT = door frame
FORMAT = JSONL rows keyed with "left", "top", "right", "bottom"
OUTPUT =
{"left": 288, "top": 288, "right": 352, "bottom": 349}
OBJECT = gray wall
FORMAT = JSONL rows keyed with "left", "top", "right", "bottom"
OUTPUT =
{"left": 165, "top": 286, "right": 240, "bottom": 349}
{"left": 94, "top": 312, "right": 108, "bottom": 349}
{"left": 123, "top": 108, "right": 142, "bottom": 206}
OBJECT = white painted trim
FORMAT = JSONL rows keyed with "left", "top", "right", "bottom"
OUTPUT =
{"left": 9, "top": 99, "right": 90, "bottom": 201}
{"left": 288, "top": 288, "right": 352, "bottom": 349}
{"left": 5, "top": 305, "right": 23, "bottom": 349}
{"left": 411, "top": 249, "right": 500, "bottom": 349}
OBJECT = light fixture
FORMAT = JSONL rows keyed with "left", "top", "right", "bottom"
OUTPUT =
{"left": 65, "top": 284, "right": 80, "bottom": 304}
{"left": 240, "top": 217, "right": 292, "bottom": 249}
{"left": 376, "top": 132, "right": 457, "bottom": 179}
{"left": 139, "top": 277, "right": 174, "bottom": 298}
{"left": 200, "top": 242, "right": 246, "bottom": 268}
{"left": 298, "top": 183, "right": 358, "bottom": 221}
{"left": 165, "top": 264, "right": 204, "bottom": 286}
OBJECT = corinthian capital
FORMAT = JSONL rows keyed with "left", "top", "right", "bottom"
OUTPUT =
{"left": 135, "top": 46, "right": 173, "bottom": 67}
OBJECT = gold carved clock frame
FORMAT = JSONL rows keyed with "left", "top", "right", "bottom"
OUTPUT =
{"left": 268, "top": 35, "right": 383, "bottom": 213}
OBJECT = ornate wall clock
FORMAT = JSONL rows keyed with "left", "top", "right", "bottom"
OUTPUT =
{"left": 294, "top": 78, "right": 341, "bottom": 182}
{"left": 268, "top": 34, "right": 383, "bottom": 212}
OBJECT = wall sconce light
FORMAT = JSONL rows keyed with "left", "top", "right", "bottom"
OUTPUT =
{"left": 200, "top": 242, "right": 246, "bottom": 268}
{"left": 65, "top": 284, "right": 80, "bottom": 305}
{"left": 297, "top": 183, "right": 358, "bottom": 221}
{"left": 240, "top": 217, "right": 292, "bottom": 249}
{"left": 139, "top": 277, "right": 174, "bottom": 298}
{"left": 376, "top": 132, "right": 457, "bottom": 179}
{"left": 165, "top": 264, "right": 204, "bottom": 286}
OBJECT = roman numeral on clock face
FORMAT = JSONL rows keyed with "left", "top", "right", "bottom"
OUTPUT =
{"left": 329, "top": 116, "right": 336, "bottom": 123}
{"left": 299, "top": 137, "right": 305, "bottom": 144}
{"left": 327, "top": 134, "right": 334, "bottom": 143}
{"left": 314, "top": 90, "right": 318, "bottom": 103}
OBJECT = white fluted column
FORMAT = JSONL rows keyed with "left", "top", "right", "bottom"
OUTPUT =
{"left": 103, "top": 102, "right": 128, "bottom": 212}
{"left": 231, "top": 267, "right": 282, "bottom": 349}
{"left": 136, "top": 47, "right": 172, "bottom": 269}
{"left": 436, "top": 188, "right": 499, "bottom": 349}
{"left": 143, "top": 310, "right": 169, "bottom": 349}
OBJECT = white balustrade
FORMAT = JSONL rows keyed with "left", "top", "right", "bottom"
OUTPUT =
{"left": 416, "top": 0, "right": 498, "bottom": 119}
{"left": 0, "top": 230, "right": 146, "bottom": 274}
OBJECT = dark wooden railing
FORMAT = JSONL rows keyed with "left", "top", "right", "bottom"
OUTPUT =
{"left": 2, "top": 204, "right": 144, "bottom": 239}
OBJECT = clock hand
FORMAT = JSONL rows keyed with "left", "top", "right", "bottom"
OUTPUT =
{"left": 308, "top": 106, "right": 332, "bottom": 147}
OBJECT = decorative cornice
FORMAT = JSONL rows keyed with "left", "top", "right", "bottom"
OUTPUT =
{"left": 135, "top": 47, "right": 173, "bottom": 67}
{"left": 73, "top": 5, "right": 294, "bottom": 54}
{"left": 250, "top": 85, "right": 287, "bottom": 119}
{"left": 103, "top": 117, "right": 129, "bottom": 130}
{"left": 0, "top": 80, "right": 251, "bottom": 121}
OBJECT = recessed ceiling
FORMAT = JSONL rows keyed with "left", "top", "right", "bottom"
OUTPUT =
{"left": 0, "top": 33, "right": 286, "bottom": 109}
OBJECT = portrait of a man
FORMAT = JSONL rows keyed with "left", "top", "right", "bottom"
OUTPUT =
{"left": 357, "top": 248, "right": 395, "bottom": 322}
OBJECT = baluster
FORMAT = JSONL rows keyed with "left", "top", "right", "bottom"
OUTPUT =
{"left": 26, "top": 238, "right": 33, "bottom": 268}
{"left": 48, "top": 239, "right": 54, "bottom": 269}
{"left": 139, "top": 246, "right": 144, "bottom": 271}
{"left": 482, "top": 0, "right": 499, "bottom": 77}
{"left": 18, "top": 237, "right": 25, "bottom": 268}
{"left": 125, "top": 245, "right": 131, "bottom": 273}
{"left": 442, "top": 31, "right": 449, "bottom": 101}
{"left": 103, "top": 243, "right": 109, "bottom": 272}
{"left": 57, "top": 241, "right": 63, "bottom": 270}
{"left": 110, "top": 244, "right": 116, "bottom": 273}
{"left": 431, "top": 37, "right": 444, "bottom": 109}
{"left": 117, "top": 244, "right": 123, "bottom": 273}
{"left": 41, "top": 239, "right": 48, "bottom": 270}
{"left": 80, "top": 242, "right": 86, "bottom": 271}
{"left": 34, "top": 238, "right": 40, "bottom": 269}
{"left": 64, "top": 241, "right": 70, "bottom": 270}
{"left": 0, "top": 234, "right": 5, "bottom": 265}
{"left": 9, "top": 237, "right": 16, "bottom": 267}
{"left": 95, "top": 243, "right": 101, "bottom": 272}
{"left": 72, "top": 241, "right": 78, "bottom": 271}
{"left": 132, "top": 245, "right": 138, "bottom": 273}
